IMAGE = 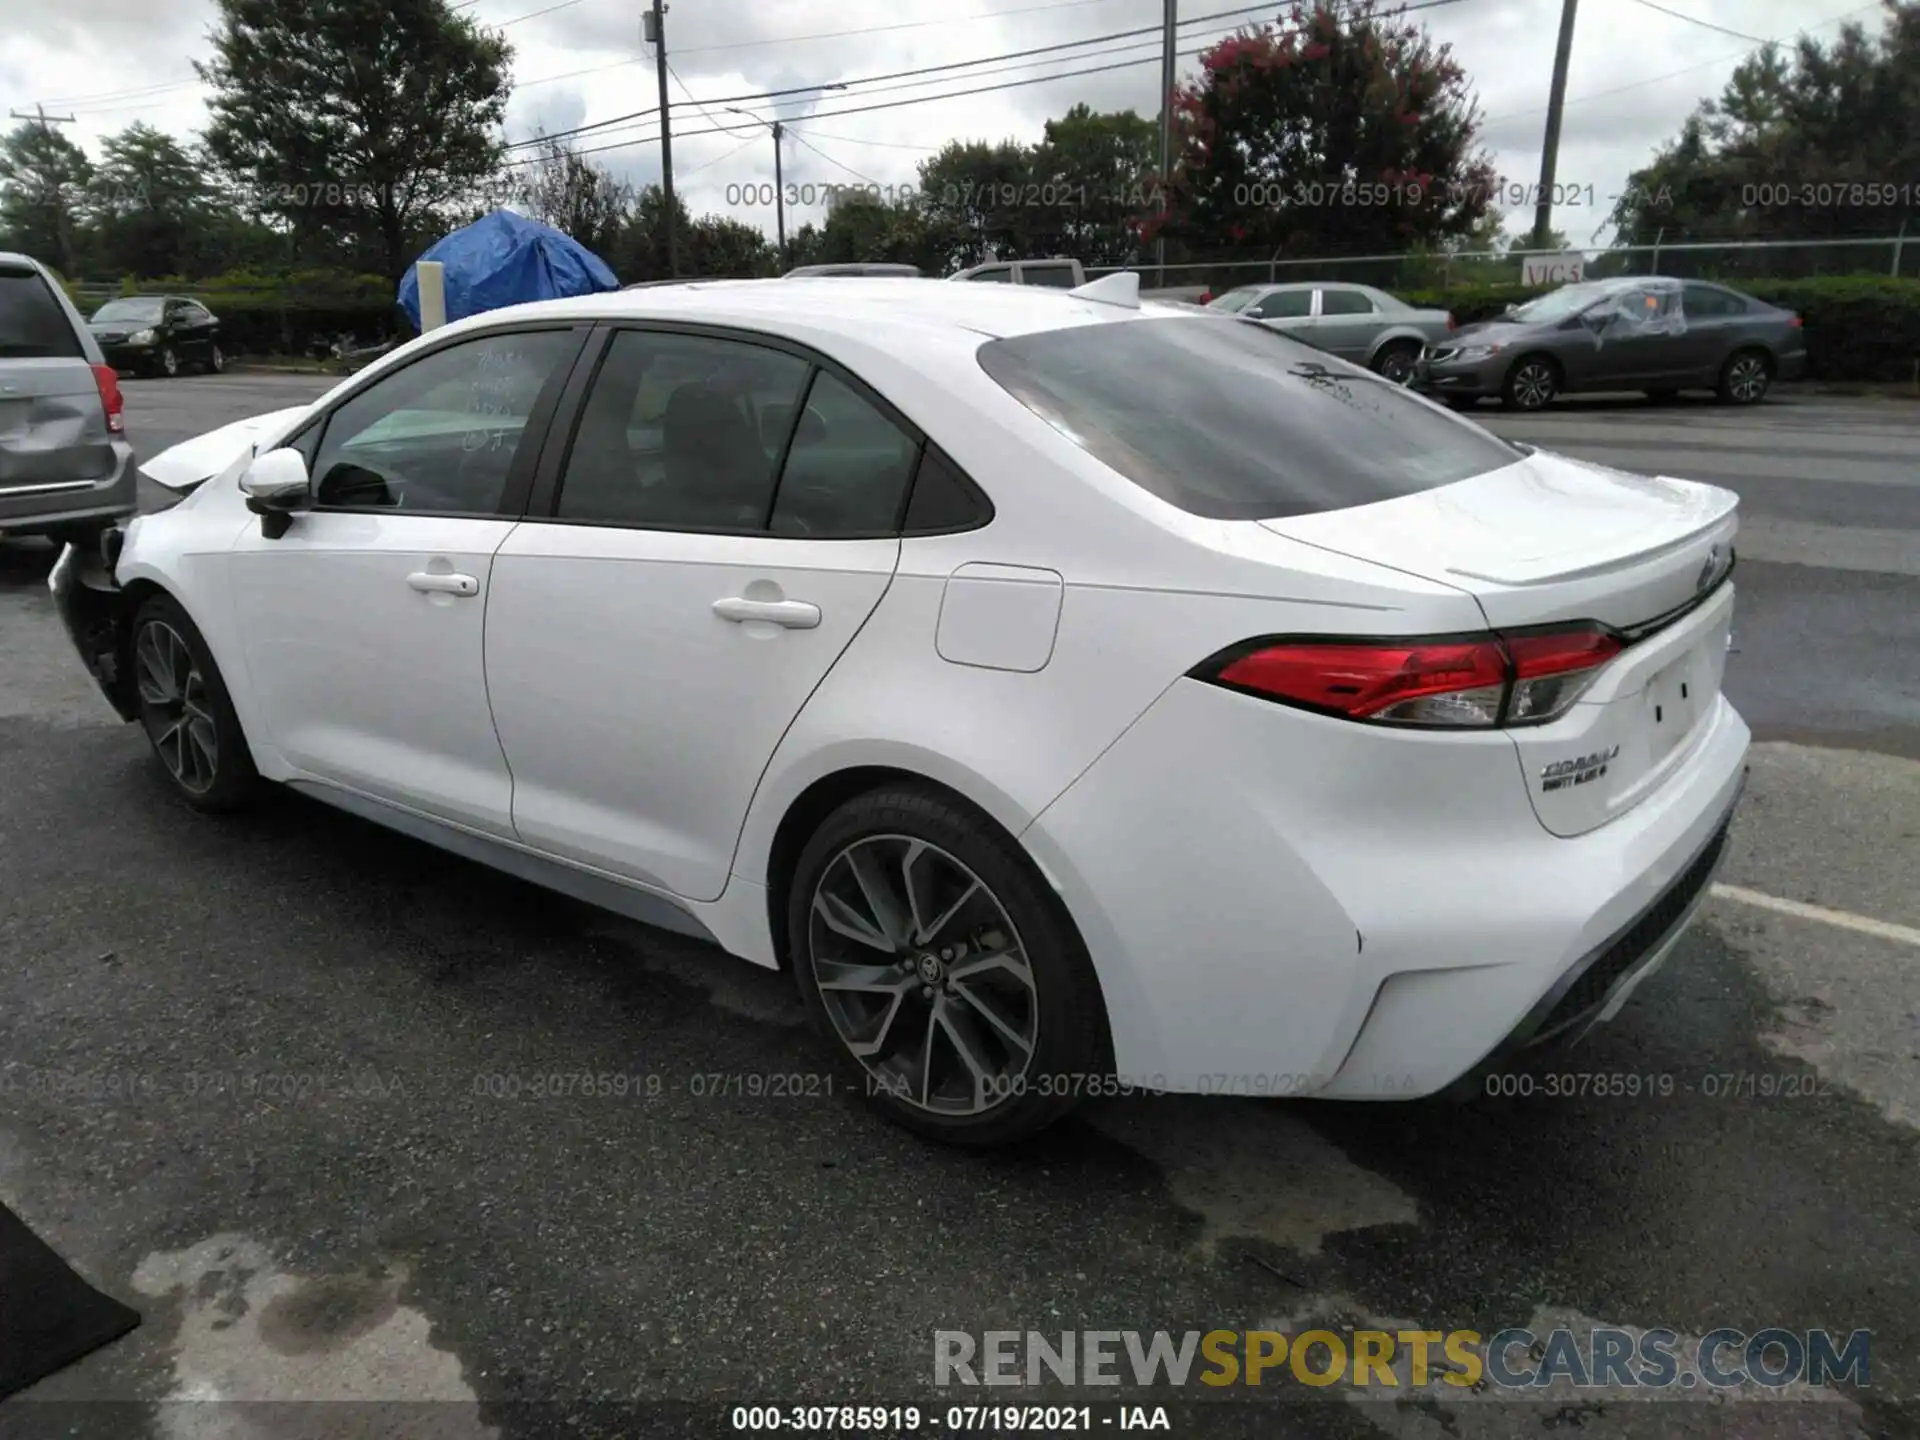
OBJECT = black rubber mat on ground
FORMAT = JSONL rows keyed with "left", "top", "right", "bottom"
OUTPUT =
{"left": 0, "top": 1202, "right": 140, "bottom": 1399}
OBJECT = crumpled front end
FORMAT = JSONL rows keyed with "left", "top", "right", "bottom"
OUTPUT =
{"left": 49, "top": 528, "right": 140, "bottom": 723}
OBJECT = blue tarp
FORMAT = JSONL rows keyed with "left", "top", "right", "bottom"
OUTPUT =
{"left": 397, "top": 209, "right": 618, "bottom": 327}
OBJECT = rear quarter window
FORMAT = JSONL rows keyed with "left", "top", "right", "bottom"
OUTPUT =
{"left": 977, "top": 316, "right": 1523, "bottom": 520}
{"left": 0, "top": 266, "right": 85, "bottom": 359}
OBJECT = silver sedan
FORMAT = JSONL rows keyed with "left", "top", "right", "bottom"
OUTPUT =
{"left": 1205, "top": 281, "right": 1456, "bottom": 384}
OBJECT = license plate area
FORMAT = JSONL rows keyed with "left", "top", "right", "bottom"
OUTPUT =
{"left": 1644, "top": 648, "right": 1704, "bottom": 764}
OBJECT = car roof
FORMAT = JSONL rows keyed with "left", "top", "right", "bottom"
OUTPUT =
{"left": 428, "top": 276, "right": 1169, "bottom": 346}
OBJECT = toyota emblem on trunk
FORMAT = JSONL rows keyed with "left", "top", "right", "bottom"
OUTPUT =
{"left": 1697, "top": 545, "right": 1722, "bottom": 593}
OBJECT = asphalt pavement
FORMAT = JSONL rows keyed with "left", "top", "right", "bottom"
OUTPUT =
{"left": 0, "top": 377, "right": 1915, "bottom": 1440}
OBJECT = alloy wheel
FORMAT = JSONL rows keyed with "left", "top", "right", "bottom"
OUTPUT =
{"left": 1511, "top": 361, "right": 1556, "bottom": 409}
{"left": 160, "top": 347, "right": 178, "bottom": 377}
{"left": 210, "top": 345, "right": 225, "bottom": 374}
{"left": 1727, "top": 354, "right": 1768, "bottom": 403}
{"left": 134, "top": 619, "right": 219, "bottom": 794}
{"left": 808, "top": 835, "right": 1038, "bottom": 1116}
{"left": 1377, "top": 347, "right": 1417, "bottom": 385}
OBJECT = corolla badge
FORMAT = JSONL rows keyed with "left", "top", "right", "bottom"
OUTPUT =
{"left": 1540, "top": 744, "right": 1619, "bottom": 793}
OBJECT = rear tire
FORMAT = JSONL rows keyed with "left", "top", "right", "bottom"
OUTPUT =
{"left": 129, "top": 594, "right": 261, "bottom": 813}
{"left": 207, "top": 343, "right": 226, "bottom": 375}
{"left": 787, "top": 784, "right": 1109, "bottom": 1148}
{"left": 1501, "top": 355, "right": 1559, "bottom": 411}
{"left": 1717, "top": 348, "right": 1772, "bottom": 405}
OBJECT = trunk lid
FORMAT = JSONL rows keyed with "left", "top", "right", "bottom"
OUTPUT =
{"left": 1260, "top": 447, "right": 1741, "bottom": 837}
{"left": 0, "top": 357, "right": 115, "bottom": 488}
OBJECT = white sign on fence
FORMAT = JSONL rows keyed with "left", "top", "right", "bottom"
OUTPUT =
{"left": 1521, "top": 251, "right": 1586, "bottom": 286}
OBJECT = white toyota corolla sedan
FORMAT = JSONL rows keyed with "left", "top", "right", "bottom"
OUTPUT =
{"left": 52, "top": 274, "right": 1749, "bottom": 1146}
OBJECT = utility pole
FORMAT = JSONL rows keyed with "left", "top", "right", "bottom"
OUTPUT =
{"left": 771, "top": 121, "right": 787, "bottom": 265}
{"left": 9, "top": 104, "right": 81, "bottom": 277}
{"left": 1155, "top": 0, "right": 1176, "bottom": 287}
{"left": 643, "top": 0, "right": 678, "bottom": 276}
{"left": 1530, "top": 0, "right": 1578, "bottom": 255}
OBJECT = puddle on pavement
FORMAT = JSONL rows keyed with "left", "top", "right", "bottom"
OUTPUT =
{"left": 1088, "top": 1095, "right": 1419, "bottom": 1257}
{"left": 131, "top": 1233, "right": 497, "bottom": 1439}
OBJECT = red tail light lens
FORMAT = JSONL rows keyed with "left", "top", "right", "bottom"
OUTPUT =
{"left": 1788, "top": 314, "right": 1803, "bottom": 328}
{"left": 1199, "top": 625, "right": 1623, "bottom": 729}
{"left": 90, "top": 363, "right": 125, "bottom": 435}
{"left": 1446, "top": 313, "right": 1457, "bottom": 330}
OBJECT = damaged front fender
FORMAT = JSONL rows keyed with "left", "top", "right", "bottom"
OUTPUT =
{"left": 49, "top": 531, "right": 140, "bottom": 723}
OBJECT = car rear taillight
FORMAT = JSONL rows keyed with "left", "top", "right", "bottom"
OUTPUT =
{"left": 1446, "top": 313, "right": 1457, "bottom": 330}
{"left": 1195, "top": 624, "right": 1624, "bottom": 729}
{"left": 90, "top": 363, "right": 125, "bottom": 435}
{"left": 1788, "top": 314, "right": 1803, "bottom": 328}
{"left": 1199, "top": 290, "right": 1213, "bottom": 304}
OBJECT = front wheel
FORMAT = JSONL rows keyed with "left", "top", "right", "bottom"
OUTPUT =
{"left": 1501, "top": 356, "right": 1559, "bottom": 411}
{"left": 156, "top": 346, "right": 179, "bottom": 378}
{"left": 1717, "top": 349, "right": 1772, "bottom": 405}
{"left": 129, "top": 594, "right": 260, "bottom": 812}
{"left": 1371, "top": 340, "right": 1421, "bottom": 386}
{"left": 788, "top": 785, "right": 1110, "bottom": 1147}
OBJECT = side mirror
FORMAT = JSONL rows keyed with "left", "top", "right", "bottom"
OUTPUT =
{"left": 240, "top": 447, "right": 311, "bottom": 539}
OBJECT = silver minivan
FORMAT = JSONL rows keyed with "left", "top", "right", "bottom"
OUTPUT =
{"left": 0, "top": 253, "right": 137, "bottom": 540}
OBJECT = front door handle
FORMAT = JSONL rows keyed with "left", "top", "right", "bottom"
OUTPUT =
{"left": 712, "top": 596, "right": 820, "bottom": 629}
{"left": 407, "top": 571, "right": 479, "bottom": 596}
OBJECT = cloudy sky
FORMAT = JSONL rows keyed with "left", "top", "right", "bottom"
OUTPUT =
{"left": 0, "top": 0, "right": 1889, "bottom": 249}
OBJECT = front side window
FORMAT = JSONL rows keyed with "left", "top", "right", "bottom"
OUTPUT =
{"left": 310, "top": 329, "right": 578, "bottom": 514}
{"left": 1250, "top": 289, "right": 1313, "bottom": 319}
{"left": 556, "top": 329, "right": 811, "bottom": 530}
{"left": 978, "top": 316, "right": 1523, "bottom": 520}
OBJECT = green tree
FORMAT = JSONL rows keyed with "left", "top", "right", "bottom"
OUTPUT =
{"left": 87, "top": 123, "right": 217, "bottom": 279}
{"left": 0, "top": 121, "right": 93, "bottom": 273}
{"left": 684, "top": 216, "right": 778, "bottom": 277}
{"left": 197, "top": 0, "right": 513, "bottom": 281}
{"left": 1152, "top": 0, "right": 1496, "bottom": 261}
{"left": 614, "top": 184, "right": 691, "bottom": 280}
{"left": 1027, "top": 104, "right": 1160, "bottom": 265}
{"left": 915, "top": 139, "right": 1039, "bottom": 266}
{"left": 521, "top": 133, "right": 631, "bottom": 259}
{"left": 1607, "top": 1, "right": 1918, "bottom": 275}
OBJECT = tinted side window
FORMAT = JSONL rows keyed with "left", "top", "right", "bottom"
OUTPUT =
{"left": 1021, "top": 265, "right": 1081, "bottom": 289}
{"left": 979, "top": 318, "right": 1522, "bottom": 520}
{"left": 903, "top": 446, "right": 991, "bottom": 533}
{"left": 1683, "top": 284, "right": 1746, "bottom": 317}
{"left": 0, "top": 266, "right": 84, "bottom": 359}
{"left": 1251, "top": 290, "right": 1312, "bottom": 319}
{"left": 311, "top": 329, "right": 577, "bottom": 514}
{"left": 770, "top": 370, "right": 921, "bottom": 536}
{"left": 1320, "top": 289, "right": 1375, "bottom": 316}
{"left": 556, "top": 329, "right": 810, "bottom": 530}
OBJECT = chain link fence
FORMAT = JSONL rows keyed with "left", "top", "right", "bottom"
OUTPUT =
{"left": 1101, "top": 234, "right": 1916, "bottom": 295}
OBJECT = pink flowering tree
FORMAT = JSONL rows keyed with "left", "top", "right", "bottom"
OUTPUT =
{"left": 1142, "top": 0, "right": 1498, "bottom": 261}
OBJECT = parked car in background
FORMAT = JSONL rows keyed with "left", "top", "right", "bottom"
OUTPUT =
{"left": 783, "top": 263, "right": 923, "bottom": 278}
{"left": 1415, "top": 276, "right": 1806, "bottom": 411}
{"left": 0, "top": 251, "right": 135, "bottom": 541}
{"left": 88, "top": 295, "right": 225, "bottom": 377}
{"left": 1206, "top": 282, "right": 1455, "bottom": 384}
{"left": 950, "top": 258, "right": 1085, "bottom": 288}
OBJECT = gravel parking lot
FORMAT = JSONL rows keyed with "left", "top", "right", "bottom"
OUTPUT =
{"left": 1, "top": 377, "right": 1916, "bottom": 1439}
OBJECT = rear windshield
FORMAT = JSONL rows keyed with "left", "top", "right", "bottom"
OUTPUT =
{"left": 977, "top": 317, "right": 1522, "bottom": 519}
{"left": 0, "top": 266, "right": 85, "bottom": 359}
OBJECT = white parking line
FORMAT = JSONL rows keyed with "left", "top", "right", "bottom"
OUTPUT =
{"left": 1710, "top": 883, "right": 1920, "bottom": 948}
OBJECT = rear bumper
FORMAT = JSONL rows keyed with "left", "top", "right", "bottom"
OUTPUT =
{"left": 1775, "top": 348, "right": 1808, "bottom": 383}
{"left": 1021, "top": 676, "right": 1752, "bottom": 1099}
{"left": 0, "top": 438, "right": 138, "bottom": 536}
{"left": 49, "top": 532, "right": 140, "bottom": 723}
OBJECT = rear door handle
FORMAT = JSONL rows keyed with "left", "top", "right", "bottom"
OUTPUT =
{"left": 407, "top": 571, "right": 479, "bottom": 596}
{"left": 712, "top": 596, "right": 820, "bottom": 629}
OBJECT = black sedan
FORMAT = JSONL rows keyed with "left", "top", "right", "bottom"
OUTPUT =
{"left": 87, "top": 296, "right": 225, "bottom": 377}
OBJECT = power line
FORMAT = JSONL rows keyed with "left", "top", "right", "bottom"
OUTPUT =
{"left": 505, "top": 0, "right": 1304, "bottom": 152}
{"left": 785, "top": 128, "right": 944, "bottom": 153}
{"left": 511, "top": 3, "right": 1474, "bottom": 171}
{"left": 1482, "top": 2, "right": 1879, "bottom": 124}
{"left": 785, "top": 130, "right": 882, "bottom": 187}
{"left": 1622, "top": 0, "right": 1769, "bottom": 45}
{"left": 675, "top": 0, "right": 1140, "bottom": 54}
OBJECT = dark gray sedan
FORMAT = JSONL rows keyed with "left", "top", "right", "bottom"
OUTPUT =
{"left": 1415, "top": 276, "right": 1807, "bottom": 411}
{"left": 1205, "top": 281, "right": 1455, "bottom": 383}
